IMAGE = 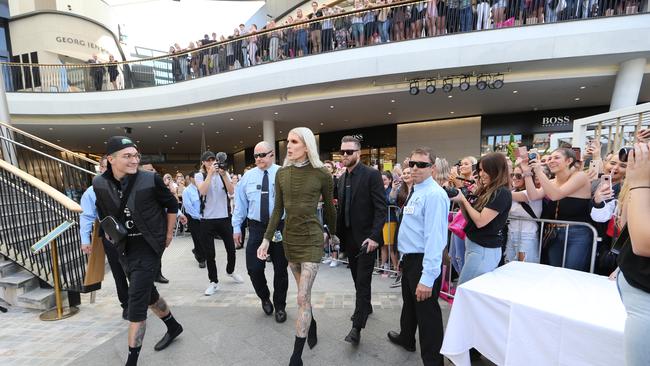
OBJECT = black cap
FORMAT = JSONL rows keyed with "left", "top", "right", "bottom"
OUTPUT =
{"left": 201, "top": 151, "right": 216, "bottom": 161}
{"left": 106, "top": 136, "right": 137, "bottom": 155}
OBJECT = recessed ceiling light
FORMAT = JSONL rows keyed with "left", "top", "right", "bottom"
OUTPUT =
{"left": 580, "top": 86, "right": 586, "bottom": 89}
{"left": 216, "top": 131, "right": 220, "bottom": 134}
{"left": 164, "top": 134, "right": 168, "bottom": 137}
{"left": 229, "top": 118, "right": 234, "bottom": 121}
{"left": 320, "top": 122, "right": 324, "bottom": 126}
{"left": 101, "top": 127, "right": 105, "bottom": 130}
{"left": 147, "top": 126, "right": 152, "bottom": 129}
{"left": 136, "top": 140, "right": 140, "bottom": 143}
{"left": 574, "top": 97, "right": 581, "bottom": 101}
{"left": 239, "top": 140, "right": 243, "bottom": 143}
{"left": 450, "top": 111, "right": 455, "bottom": 114}
{"left": 103, "top": 142, "right": 107, "bottom": 144}
{"left": 87, "top": 145, "right": 92, "bottom": 148}
{"left": 56, "top": 139, "right": 61, "bottom": 142}
{"left": 175, "top": 141, "right": 179, "bottom": 144}
{"left": 190, "top": 122, "right": 194, "bottom": 126}
{"left": 48, "top": 127, "right": 54, "bottom": 131}
{"left": 329, "top": 105, "right": 334, "bottom": 109}
{"left": 448, "top": 95, "right": 453, "bottom": 99}
{"left": 247, "top": 126, "right": 251, "bottom": 129}
{"left": 391, "top": 99, "right": 395, "bottom": 103}
{"left": 274, "top": 112, "right": 279, "bottom": 115}
{"left": 258, "top": 134, "right": 262, "bottom": 138}
{"left": 387, "top": 112, "right": 392, "bottom": 115}
{"left": 513, "top": 90, "right": 518, "bottom": 94}
{"left": 171, "top": 146, "right": 175, "bottom": 150}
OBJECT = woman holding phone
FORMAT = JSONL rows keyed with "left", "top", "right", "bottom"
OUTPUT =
{"left": 527, "top": 148, "right": 593, "bottom": 271}
{"left": 257, "top": 127, "right": 336, "bottom": 366}
{"left": 448, "top": 156, "right": 478, "bottom": 275}
{"left": 450, "top": 153, "right": 512, "bottom": 284}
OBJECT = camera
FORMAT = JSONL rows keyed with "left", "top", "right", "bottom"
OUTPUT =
{"left": 444, "top": 186, "right": 459, "bottom": 198}
{"left": 213, "top": 151, "right": 228, "bottom": 169}
{"left": 619, "top": 146, "right": 633, "bottom": 163}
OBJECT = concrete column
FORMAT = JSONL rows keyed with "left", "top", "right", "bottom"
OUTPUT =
{"left": 0, "top": 68, "right": 18, "bottom": 166}
{"left": 263, "top": 119, "right": 275, "bottom": 148}
{"left": 609, "top": 58, "right": 646, "bottom": 111}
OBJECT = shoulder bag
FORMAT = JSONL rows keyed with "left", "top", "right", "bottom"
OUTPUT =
{"left": 100, "top": 177, "right": 136, "bottom": 245}
{"left": 541, "top": 201, "right": 560, "bottom": 248}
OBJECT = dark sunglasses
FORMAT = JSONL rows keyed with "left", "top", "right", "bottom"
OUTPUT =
{"left": 511, "top": 173, "right": 523, "bottom": 180}
{"left": 254, "top": 151, "right": 273, "bottom": 159}
{"left": 408, "top": 161, "right": 432, "bottom": 169}
{"left": 340, "top": 149, "right": 359, "bottom": 156}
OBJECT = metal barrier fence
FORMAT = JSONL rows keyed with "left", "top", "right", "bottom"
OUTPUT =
{"left": 1, "top": 0, "right": 646, "bottom": 92}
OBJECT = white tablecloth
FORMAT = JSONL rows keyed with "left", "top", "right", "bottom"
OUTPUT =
{"left": 440, "top": 262, "right": 626, "bottom": 366}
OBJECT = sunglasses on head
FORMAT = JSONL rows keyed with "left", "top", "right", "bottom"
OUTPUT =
{"left": 254, "top": 151, "right": 273, "bottom": 159}
{"left": 340, "top": 149, "right": 358, "bottom": 156}
{"left": 408, "top": 161, "right": 432, "bottom": 169}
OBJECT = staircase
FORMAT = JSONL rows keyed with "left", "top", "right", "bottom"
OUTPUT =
{"left": 0, "top": 122, "right": 99, "bottom": 311}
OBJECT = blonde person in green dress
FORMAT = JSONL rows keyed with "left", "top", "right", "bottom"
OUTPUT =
{"left": 257, "top": 127, "right": 337, "bottom": 366}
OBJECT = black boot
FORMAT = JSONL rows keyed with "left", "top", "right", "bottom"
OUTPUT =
{"left": 289, "top": 336, "right": 306, "bottom": 366}
{"left": 307, "top": 317, "right": 317, "bottom": 349}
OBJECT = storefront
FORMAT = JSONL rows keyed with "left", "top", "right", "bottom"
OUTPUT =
{"left": 481, "top": 106, "right": 608, "bottom": 155}
{"left": 318, "top": 124, "right": 397, "bottom": 171}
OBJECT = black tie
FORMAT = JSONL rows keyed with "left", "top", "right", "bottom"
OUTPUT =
{"left": 260, "top": 170, "right": 269, "bottom": 224}
{"left": 344, "top": 172, "right": 352, "bottom": 228}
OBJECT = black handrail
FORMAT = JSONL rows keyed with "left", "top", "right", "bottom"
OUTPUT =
{"left": 0, "top": 0, "right": 645, "bottom": 92}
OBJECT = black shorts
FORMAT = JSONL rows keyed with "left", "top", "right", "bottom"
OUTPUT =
{"left": 119, "top": 239, "right": 161, "bottom": 322}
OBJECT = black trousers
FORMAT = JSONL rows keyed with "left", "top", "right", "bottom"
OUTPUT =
{"left": 322, "top": 29, "right": 334, "bottom": 51}
{"left": 102, "top": 237, "right": 129, "bottom": 309}
{"left": 200, "top": 218, "right": 236, "bottom": 283}
{"left": 342, "top": 228, "right": 375, "bottom": 329}
{"left": 246, "top": 220, "right": 288, "bottom": 310}
{"left": 399, "top": 253, "right": 444, "bottom": 366}
{"left": 188, "top": 217, "right": 204, "bottom": 261}
{"left": 118, "top": 241, "right": 161, "bottom": 322}
{"left": 93, "top": 72, "right": 103, "bottom": 91}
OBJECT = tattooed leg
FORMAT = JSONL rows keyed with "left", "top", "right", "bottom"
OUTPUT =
{"left": 149, "top": 297, "right": 171, "bottom": 318}
{"left": 128, "top": 321, "right": 147, "bottom": 348}
{"left": 295, "top": 262, "right": 319, "bottom": 337}
{"left": 289, "top": 262, "right": 301, "bottom": 285}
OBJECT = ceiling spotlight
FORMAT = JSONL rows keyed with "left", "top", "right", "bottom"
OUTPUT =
{"left": 489, "top": 74, "right": 504, "bottom": 89}
{"left": 476, "top": 75, "right": 488, "bottom": 90}
{"left": 425, "top": 79, "right": 436, "bottom": 94}
{"left": 409, "top": 81, "right": 420, "bottom": 96}
{"left": 459, "top": 76, "right": 470, "bottom": 92}
{"left": 442, "top": 78, "right": 453, "bottom": 93}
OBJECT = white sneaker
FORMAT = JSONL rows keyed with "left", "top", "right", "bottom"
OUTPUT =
{"left": 228, "top": 272, "right": 244, "bottom": 283}
{"left": 329, "top": 260, "right": 339, "bottom": 268}
{"left": 204, "top": 282, "right": 220, "bottom": 296}
{"left": 322, "top": 258, "right": 332, "bottom": 264}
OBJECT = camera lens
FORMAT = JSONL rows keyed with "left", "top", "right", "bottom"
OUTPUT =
{"left": 619, "top": 146, "right": 633, "bottom": 162}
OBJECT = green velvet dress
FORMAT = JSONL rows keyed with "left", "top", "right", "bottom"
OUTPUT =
{"left": 264, "top": 164, "right": 337, "bottom": 263}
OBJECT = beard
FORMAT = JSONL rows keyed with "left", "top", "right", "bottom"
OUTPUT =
{"left": 343, "top": 155, "right": 359, "bottom": 168}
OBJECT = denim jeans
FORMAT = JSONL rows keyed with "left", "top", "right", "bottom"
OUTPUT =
{"left": 297, "top": 29, "right": 308, "bottom": 55}
{"left": 617, "top": 272, "right": 650, "bottom": 366}
{"left": 378, "top": 20, "right": 389, "bottom": 42}
{"left": 546, "top": 225, "right": 593, "bottom": 272}
{"left": 449, "top": 233, "right": 465, "bottom": 275}
{"left": 458, "top": 238, "right": 502, "bottom": 285}
{"left": 505, "top": 231, "right": 540, "bottom": 263}
{"left": 460, "top": 6, "right": 474, "bottom": 32}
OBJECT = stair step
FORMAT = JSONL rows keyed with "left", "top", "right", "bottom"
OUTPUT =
{"left": 0, "top": 259, "right": 18, "bottom": 276}
{"left": 0, "top": 270, "right": 38, "bottom": 289}
{"left": 16, "top": 287, "right": 60, "bottom": 310}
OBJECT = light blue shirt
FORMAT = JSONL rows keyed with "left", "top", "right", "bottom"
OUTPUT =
{"left": 397, "top": 176, "right": 450, "bottom": 287}
{"left": 232, "top": 164, "right": 280, "bottom": 234}
{"left": 79, "top": 186, "right": 97, "bottom": 246}
{"left": 182, "top": 183, "right": 201, "bottom": 220}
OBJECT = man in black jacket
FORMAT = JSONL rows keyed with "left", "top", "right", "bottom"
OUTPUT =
{"left": 337, "top": 135, "right": 387, "bottom": 345}
{"left": 93, "top": 136, "right": 183, "bottom": 366}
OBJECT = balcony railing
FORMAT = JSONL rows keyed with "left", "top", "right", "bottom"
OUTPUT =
{"left": 1, "top": 0, "right": 646, "bottom": 93}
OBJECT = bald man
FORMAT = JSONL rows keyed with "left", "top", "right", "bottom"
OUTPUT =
{"left": 232, "top": 141, "right": 289, "bottom": 323}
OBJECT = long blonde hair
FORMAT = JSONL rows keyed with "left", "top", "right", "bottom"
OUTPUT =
{"left": 283, "top": 127, "right": 324, "bottom": 169}
{"left": 616, "top": 179, "right": 630, "bottom": 229}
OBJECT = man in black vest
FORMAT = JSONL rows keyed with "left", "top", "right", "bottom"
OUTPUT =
{"left": 337, "top": 135, "right": 387, "bottom": 345}
{"left": 93, "top": 136, "right": 183, "bottom": 366}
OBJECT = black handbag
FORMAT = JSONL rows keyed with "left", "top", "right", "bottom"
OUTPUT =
{"left": 100, "top": 176, "right": 136, "bottom": 245}
{"left": 597, "top": 225, "right": 628, "bottom": 275}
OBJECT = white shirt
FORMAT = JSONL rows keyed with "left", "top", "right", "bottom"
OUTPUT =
{"left": 195, "top": 171, "right": 230, "bottom": 219}
{"left": 508, "top": 191, "right": 543, "bottom": 234}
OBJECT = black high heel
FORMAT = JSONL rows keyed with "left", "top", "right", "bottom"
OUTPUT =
{"left": 307, "top": 318, "right": 317, "bottom": 349}
{"left": 289, "top": 354, "right": 303, "bottom": 366}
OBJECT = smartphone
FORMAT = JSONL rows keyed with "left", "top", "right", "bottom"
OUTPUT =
{"left": 571, "top": 147, "right": 582, "bottom": 160}
{"left": 528, "top": 148, "right": 539, "bottom": 161}
{"left": 600, "top": 174, "right": 613, "bottom": 196}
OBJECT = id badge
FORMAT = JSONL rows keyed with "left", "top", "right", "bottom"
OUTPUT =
{"left": 403, "top": 206, "right": 415, "bottom": 215}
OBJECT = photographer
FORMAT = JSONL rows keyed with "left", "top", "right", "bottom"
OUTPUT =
{"left": 196, "top": 151, "right": 244, "bottom": 296}
{"left": 616, "top": 142, "right": 650, "bottom": 366}
{"left": 450, "top": 153, "right": 512, "bottom": 285}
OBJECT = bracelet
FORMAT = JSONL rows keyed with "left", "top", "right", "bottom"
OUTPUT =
{"left": 522, "top": 172, "right": 533, "bottom": 178}
{"left": 630, "top": 186, "right": 650, "bottom": 191}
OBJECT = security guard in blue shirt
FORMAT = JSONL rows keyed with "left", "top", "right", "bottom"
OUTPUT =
{"left": 232, "top": 141, "right": 288, "bottom": 323}
{"left": 182, "top": 172, "right": 205, "bottom": 268}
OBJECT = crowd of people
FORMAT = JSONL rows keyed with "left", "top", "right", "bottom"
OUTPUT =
{"left": 79, "top": 127, "right": 650, "bottom": 366}
{"left": 165, "top": 0, "right": 643, "bottom": 79}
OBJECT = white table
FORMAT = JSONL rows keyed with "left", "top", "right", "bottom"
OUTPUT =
{"left": 440, "top": 262, "right": 626, "bottom": 366}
